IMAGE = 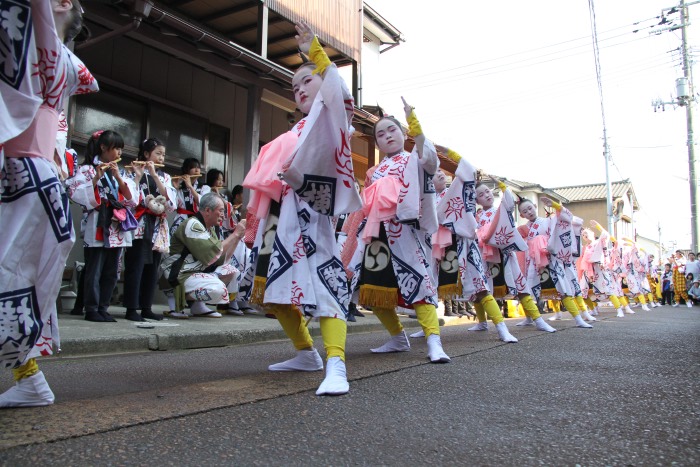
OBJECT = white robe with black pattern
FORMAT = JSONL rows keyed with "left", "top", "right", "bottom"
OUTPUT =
{"left": 239, "top": 63, "right": 361, "bottom": 319}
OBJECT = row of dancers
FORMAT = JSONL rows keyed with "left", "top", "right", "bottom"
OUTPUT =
{"left": 0, "top": 7, "right": 676, "bottom": 408}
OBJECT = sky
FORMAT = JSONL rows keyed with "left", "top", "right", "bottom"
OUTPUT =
{"left": 369, "top": 0, "right": 698, "bottom": 250}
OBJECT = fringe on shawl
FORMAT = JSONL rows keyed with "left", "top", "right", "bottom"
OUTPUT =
{"left": 438, "top": 281, "right": 462, "bottom": 301}
{"left": 249, "top": 276, "right": 268, "bottom": 306}
{"left": 359, "top": 284, "right": 398, "bottom": 309}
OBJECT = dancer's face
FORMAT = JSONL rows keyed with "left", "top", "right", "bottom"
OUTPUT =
{"left": 518, "top": 201, "right": 537, "bottom": 222}
{"left": 374, "top": 118, "right": 405, "bottom": 155}
{"left": 292, "top": 66, "right": 322, "bottom": 114}
{"left": 476, "top": 185, "right": 494, "bottom": 209}
{"left": 433, "top": 170, "right": 446, "bottom": 193}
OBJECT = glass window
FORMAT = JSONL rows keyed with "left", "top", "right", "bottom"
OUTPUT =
{"left": 207, "top": 123, "right": 229, "bottom": 173}
{"left": 72, "top": 90, "right": 146, "bottom": 156}
{"left": 149, "top": 104, "right": 206, "bottom": 168}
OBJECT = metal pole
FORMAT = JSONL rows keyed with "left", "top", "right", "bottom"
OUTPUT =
{"left": 604, "top": 139, "right": 614, "bottom": 236}
{"left": 680, "top": 0, "right": 699, "bottom": 251}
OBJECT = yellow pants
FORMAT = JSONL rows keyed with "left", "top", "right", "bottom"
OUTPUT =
{"left": 574, "top": 295, "right": 588, "bottom": 312}
{"left": 473, "top": 295, "right": 504, "bottom": 324}
{"left": 584, "top": 298, "right": 596, "bottom": 310}
{"left": 561, "top": 296, "right": 580, "bottom": 317}
{"left": 610, "top": 295, "right": 621, "bottom": 309}
{"left": 269, "top": 304, "right": 346, "bottom": 361}
{"left": 13, "top": 358, "right": 39, "bottom": 382}
{"left": 636, "top": 294, "right": 647, "bottom": 305}
{"left": 374, "top": 303, "right": 440, "bottom": 337}
{"left": 519, "top": 295, "right": 541, "bottom": 320}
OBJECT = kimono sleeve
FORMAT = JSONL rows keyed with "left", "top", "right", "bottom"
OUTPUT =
{"left": 417, "top": 139, "right": 438, "bottom": 176}
{"left": 66, "top": 165, "right": 100, "bottom": 209}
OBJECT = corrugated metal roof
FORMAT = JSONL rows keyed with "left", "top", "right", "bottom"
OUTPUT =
{"left": 551, "top": 180, "right": 639, "bottom": 209}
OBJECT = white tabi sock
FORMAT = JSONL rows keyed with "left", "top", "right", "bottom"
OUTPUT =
{"left": 616, "top": 308, "right": 625, "bottom": 317}
{"left": 0, "top": 372, "right": 54, "bottom": 408}
{"left": 468, "top": 321, "right": 489, "bottom": 331}
{"left": 625, "top": 305, "right": 635, "bottom": 314}
{"left": 517, "top": 317, "right": 535, "bottom": 326}
{"left": 495, "top": 322, "right": 518, "bottom": 343}
{"left": 268, "top": 349, "right": 324, "bottom": 372}
{"left": 534, "top": 317, "right": 557, "bottom": 332}
{"left": 409, "top": 330, "right": 425, "bottom": 338}
{"left": 426, "top": 334, "right": 451, "bottom": 363}
{"left": 574, "top": 314, "right": 594, "bottom": 328}
{"left": 371, "top": 330, "right": 410, "bottom": 353}
{"left": 581, "top": 310, "right": 597, "bottom": 321}
{"left": 316, "top": 357, "right": 349, "bottom": 396}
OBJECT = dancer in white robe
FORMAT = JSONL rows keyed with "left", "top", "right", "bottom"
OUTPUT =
{"left": 0, "top": 0, "right": 99, "bottom": 407}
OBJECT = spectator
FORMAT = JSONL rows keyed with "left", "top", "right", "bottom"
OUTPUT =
{"left": 685, "top": 252, "right": 699, "bottom": 282}
{"left": 660, "top": 264, "right": 674, "bottom": 306}
{"left": 688, "top": 280, "right": 700, "bottom": 305}
{"left": 160, "top": 193, "right": 245, "bottom": 317}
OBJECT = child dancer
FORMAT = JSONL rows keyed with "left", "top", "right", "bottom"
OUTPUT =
{"left": 122, "top": 137, "right": 177, "bottom": 321}
{"left": 620, "top": 239, "right": 650, "bottom": 312}
{"left": 519, "top": 198, "right": 593, "bottom": 328}
{"left": 68, "top": 131, "right": 138, "bottom": 322}
{"left": 431, "top": 147, "right": 519, "bottom": 342}
{"left": 349, "top": 99, "right": 451, "bottom": 363}
{"left": 0, "top": 0, "right": 99, "bottom": 407}
{"left": 239, "top": 21, "right": 362, "bottom": 395}
{"left": 578, "top": 221, "right": 625, "bottom": 317}
{"left": 470, "top": 178, "right": 556, "bottom": 335}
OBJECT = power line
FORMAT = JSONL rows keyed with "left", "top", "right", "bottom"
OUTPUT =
{"left": 382, "top": 15, "right": 665, "bottom": 88}
{"left": 381, "top": 32, "right": 662, "bottom": 94}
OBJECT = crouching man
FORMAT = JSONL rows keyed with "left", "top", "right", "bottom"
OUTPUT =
{"left": 162, "top": 193, "right": 246, "bottom": 317}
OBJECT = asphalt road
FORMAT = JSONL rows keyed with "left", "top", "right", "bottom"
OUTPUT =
{"left": 1, "top": 307, "right": 698, "bottom": 466}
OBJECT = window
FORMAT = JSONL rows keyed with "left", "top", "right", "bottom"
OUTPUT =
{"left": 149, "top": 104, "right": 206, "bottom": 168}
{"left": 72, "top": 90, "right": 146, "bottom": 156}
{"left": 207, "top": 123, "right": 229, "bottom": 173}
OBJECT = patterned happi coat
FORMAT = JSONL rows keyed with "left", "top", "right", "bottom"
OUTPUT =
{"left": 434, "top": 157, "right": 489, "bottom": 302}
{"left": 523, "top": 215, "right": 555, "bottom": 301}
{"left": 549, "top": 206, "right": 584, "bottom": 299}
{"left": 351, "top": 142, "right": 440, "bottom": 309}
{"left": 607, "top": 243, "right": 625, "bottom": 297}
{"left": 579, "top": 228, "right": 615, "bottom": 300}
{"left": 0, "top": 0, "right": 98, "bottom": 369}
{"left": 477, "top": 188, "right": 530, "bottom": 298}
{"left": 239, "top": 62, "right": 361, "bottom": 319}
{"left": 622, "top": 245, "right": 650, "bottom": 295}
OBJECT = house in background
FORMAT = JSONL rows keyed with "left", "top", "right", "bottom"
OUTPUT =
{"left": 551, "top": 180, "right": 639, "bottom": 241}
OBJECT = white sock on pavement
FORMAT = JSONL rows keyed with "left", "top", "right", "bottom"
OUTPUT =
{"left": 534, "top": 317, "right": 557, "bottom": 332}
{"left": 574, "top": 314, "right": 593, "bottom": 328}
{"left": 268, "top": 349, "right": 324, "bottom": 372}
{"left": 371, "top": 330, "right": 410, "bottom": 353}
{"left": 496, "top": 322, "right": 518, "bottom": 343}
{"left": 316, "top": 357, "right": 349, "bottom": 396}
{"left": 426, "top": 334, "right": 451, "bottom": 363}
{"left": 517, "top": 317, "right": 535, "bottom": 326}
{"left": 468, "top": 321, "right": 489, "bottom": 331}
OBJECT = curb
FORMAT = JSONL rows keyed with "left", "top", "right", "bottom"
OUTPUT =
{"left": 56, "top": 319, "right": 429, "bottom": 357}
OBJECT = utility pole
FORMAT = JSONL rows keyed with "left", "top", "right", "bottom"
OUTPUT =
{"left": 652, "top": 0, "right": 699, "bottom": 250}
{"left": 680, "top": 0, "right": 698, "bottom": 252}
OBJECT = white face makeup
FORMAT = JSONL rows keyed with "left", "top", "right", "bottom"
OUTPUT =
{"left": 374, "top": 118, "right": 405, "bottom": 155}
{"left": 518, "top": 201, "right": 537, "bottom": 222}
{"left": 476, "top": 184, "right": 494, "bottom": 209}
{"left": 292, "top": 67, "right": 323, "bottom": 114}
{"left": 433, "top": 170, "right": 447, "bottom": 193}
